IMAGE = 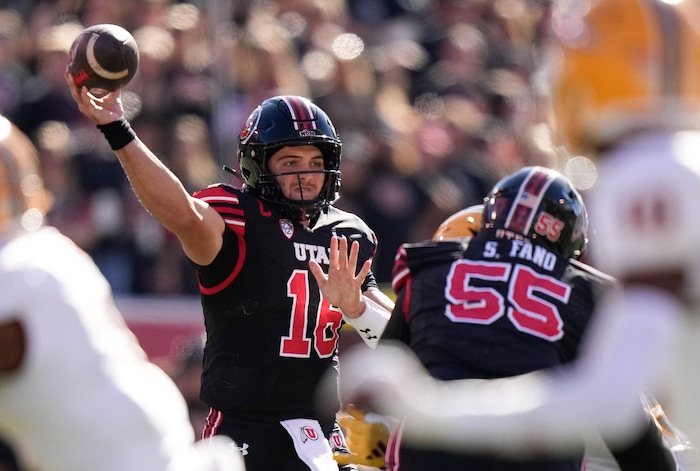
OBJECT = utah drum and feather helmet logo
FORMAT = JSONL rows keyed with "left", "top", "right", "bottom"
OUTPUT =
{"left": 240, "top": 107, "right": 261, "bottom": 144}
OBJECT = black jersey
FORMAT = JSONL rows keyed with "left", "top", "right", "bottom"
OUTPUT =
{"left": 386, "top": 229, "right": 613, "bottom": 380}
{"left": 383, "top": 228, "right": 615, "bottom": 470}
{"left": 192, "top": 184, "right": 378, "bottom": 422}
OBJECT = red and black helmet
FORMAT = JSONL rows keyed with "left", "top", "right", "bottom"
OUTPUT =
{"left": 237, "top": 95, "right": 342, "bottom": 221}
{"left": 483, "top": 166, "right": 588, "bottom": 260}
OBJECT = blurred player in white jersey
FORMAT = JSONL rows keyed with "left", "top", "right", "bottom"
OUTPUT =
{"left": 0, "top": 113, "right": 244, "bottom": 471}
{"left": 326, "top": 0, "right": 700, "bottom": 468}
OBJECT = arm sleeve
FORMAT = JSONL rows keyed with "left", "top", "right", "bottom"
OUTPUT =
{"left": 343, "top": 295, "right": 391, "bottom": 349}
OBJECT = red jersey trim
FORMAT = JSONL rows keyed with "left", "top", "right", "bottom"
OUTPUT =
{"left": 194, "top": 186, "right": 248, "bottom": 295}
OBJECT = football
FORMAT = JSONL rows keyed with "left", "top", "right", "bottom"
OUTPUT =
{"left": 68, "top": 24, "right": 139, "bottom": 97}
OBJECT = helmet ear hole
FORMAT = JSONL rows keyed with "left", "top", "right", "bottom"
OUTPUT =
{"left": 238, "top": 156, "right": 260, "bottom": 187}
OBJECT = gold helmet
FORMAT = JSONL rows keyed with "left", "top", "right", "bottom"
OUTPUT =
{"left": 432, "top": 204, "right": 484, "bottom": 241}
{"left": 0, "top": 115, "right": 52, "bottom": 234}
{"left": 549, "top": 0, "right": 700, "bottom": 157}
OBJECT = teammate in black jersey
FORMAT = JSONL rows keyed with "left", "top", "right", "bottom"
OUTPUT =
{"left": 376, "top": 167, "right": 675, "bottom": 470}
{"left": 65, "top": 80, "right": 394, "bottom": 471}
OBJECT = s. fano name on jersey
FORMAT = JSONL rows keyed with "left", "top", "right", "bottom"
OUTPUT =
{"left": 482, "top": 239, "right": 558, "bottom": 272}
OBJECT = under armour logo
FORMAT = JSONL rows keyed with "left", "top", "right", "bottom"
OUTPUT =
{"left": 231, "top": 442, "right": 249, "bottom": 456}
{"left": 359, "top": 328, "right": 377, "bottom": 340}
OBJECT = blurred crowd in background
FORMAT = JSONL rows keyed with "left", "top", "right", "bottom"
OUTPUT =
{"left": 0, "top": 0, "right": 558, "bottom": 294}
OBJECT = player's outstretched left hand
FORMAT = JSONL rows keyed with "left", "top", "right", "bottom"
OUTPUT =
{"left": 334, "top": 404, "right": 390, "bottom": 468}
{"left": 309, "top": 235, "right": 371, "bottom": 318}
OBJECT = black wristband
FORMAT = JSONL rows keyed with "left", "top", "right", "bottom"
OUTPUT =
{"left": 97, "top": 117, "right": 136, "bottom": 151}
